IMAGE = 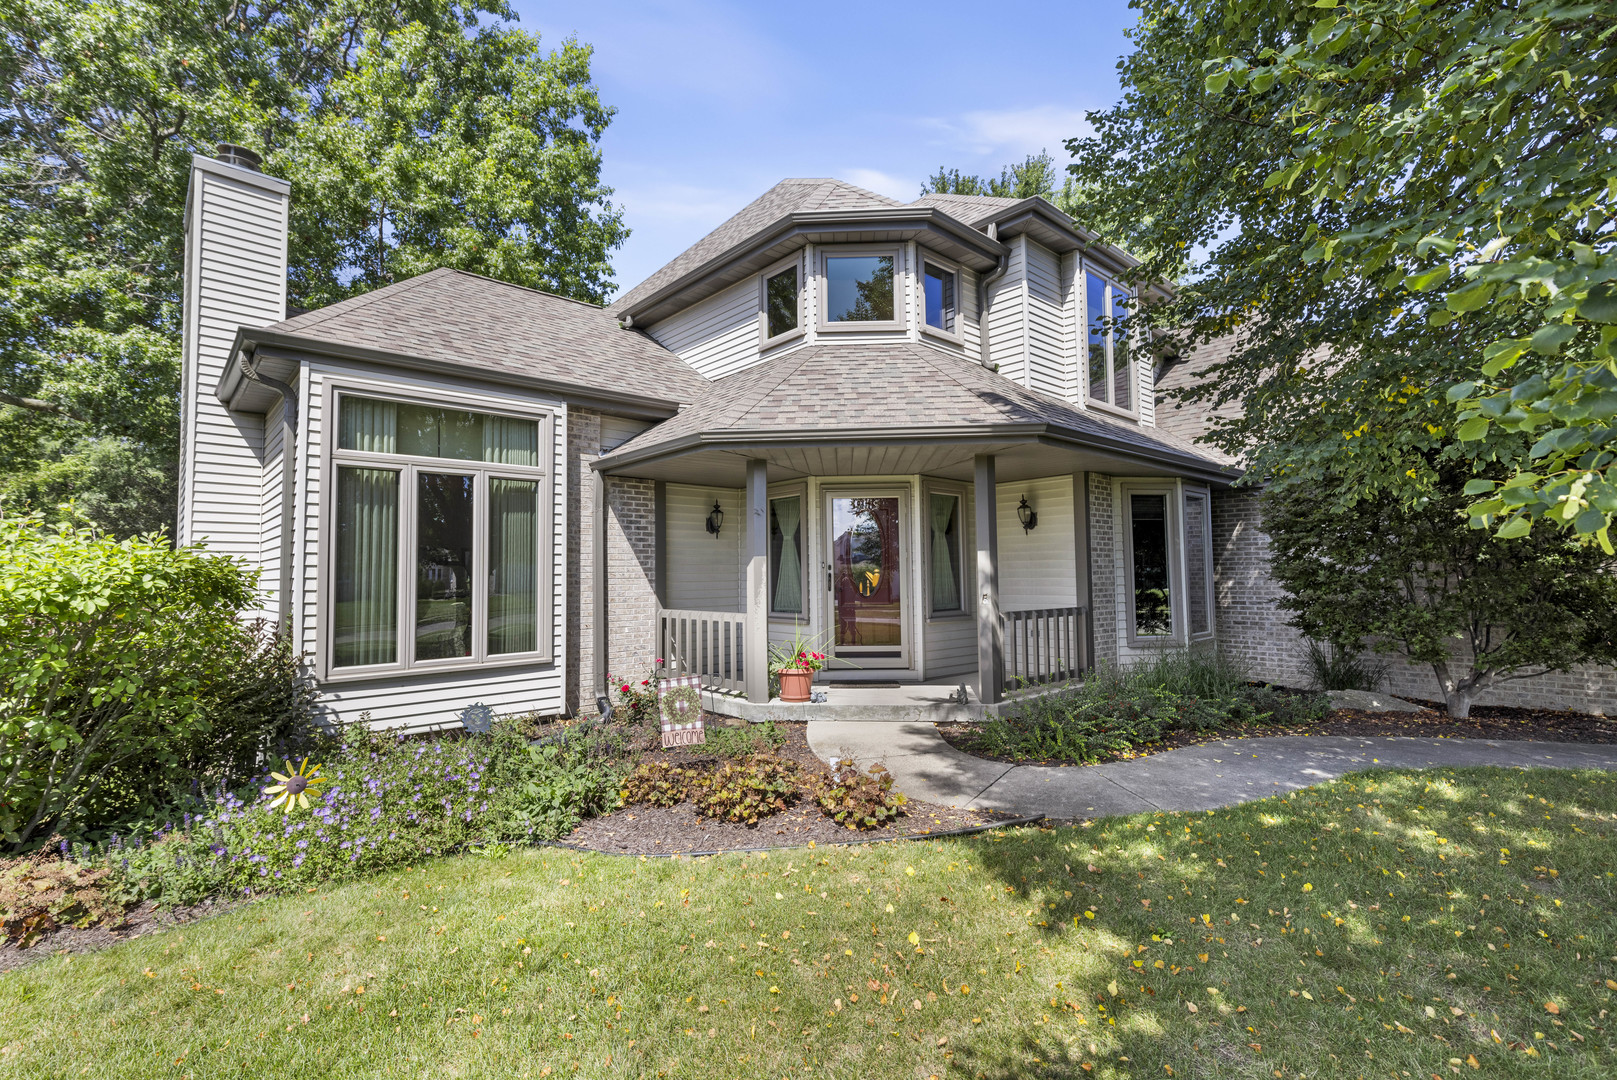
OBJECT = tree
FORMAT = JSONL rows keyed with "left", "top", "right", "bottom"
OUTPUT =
{"left": 1, "top": 0, "right": 626, "bottom": 537}
{"left": 1264, "top": 464, "right": 1617, "bottom": 718}
{"left": 921, "top": 152, "right": 1061, "bottom": 201}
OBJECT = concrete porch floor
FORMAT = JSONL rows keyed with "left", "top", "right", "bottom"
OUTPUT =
{"left": 704, "top": 677, "right": 998, "bottom": 724}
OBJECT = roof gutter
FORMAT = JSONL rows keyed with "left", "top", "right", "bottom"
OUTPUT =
{"left": 591, "top": 422, "right": 1241, "bottom": 487}
{"left": 237, "top": 350, "right": 298, "bottom": 629}
{"left": 219, "top": 327, "right": 692, "bottom": 421}
{"left": 977, "top": 221, "right": 1009, "bottom": 369}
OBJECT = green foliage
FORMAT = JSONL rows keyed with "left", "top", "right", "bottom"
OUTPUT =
{"left": 691, "top": 755, "right": 798, "bottom": 826}
{"left": 969, "top": 653, "right": 1328, "bottom": 764}
{"left": 619, "top": 762, "right": 695, "bottom": 808}
{"left": 1068, "top": 0, "right": 1617, "bottom": 550}
{"left": 491, "top": 731, "right": 623, "bottom": 841}
{"left": 809, "top": 759, "right": 906, "bottom": 831}
{"left": 921, "top": 152, "right": 1060, "bottom": 201}
{"left": 607, "top": 671, "right": 660, "bottom": 727}
{"left": 702, "top": 721, "right": 785, "bottom": 760}
{"left": 0, "top": 0, "right": 625, "bottom": 536}
{"left": 1263, "top": 468, "right": 1617, "bottom": 717}
{"left": 0, "top": 848, "right": 120, "bottom": 945}
{"left": 0, "top": 510, "right": 307, "bottom": 848}
{"left": 1303, "top": 640, "right": 1386, "bottom": 694}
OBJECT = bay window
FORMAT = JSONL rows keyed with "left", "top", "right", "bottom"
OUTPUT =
{"left": 822, "top": 249, "right": 899, "bottom": 328}
{"left": 923, "top": 262, "right": 957, "bottom": 334}
{"left": 328, "top": 392, "right": 550, "bottom": 675}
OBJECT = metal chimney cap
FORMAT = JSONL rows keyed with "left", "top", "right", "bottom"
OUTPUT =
{"left": 215, "top": 143, "right": 262, "bottom": 171}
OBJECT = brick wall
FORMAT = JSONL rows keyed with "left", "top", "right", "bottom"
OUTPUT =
{"left": 605, "top": 475, "right": 659, "bottom": 684}
{"left": 1087, "top": 472, "right": 1118, "bottom": 668}
{"left": 1212, "top": 488, "right": 1617, "bottom": 715}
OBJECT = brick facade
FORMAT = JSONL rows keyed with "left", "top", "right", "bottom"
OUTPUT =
{"left": 1086, "top": 472, "right": 1118, "bottom": 668}
{"left": 567, "top": 407, "right": 660, "bottom": 716}
{"left": 1212, "top": 489, "right": 1617, "bottom": 715}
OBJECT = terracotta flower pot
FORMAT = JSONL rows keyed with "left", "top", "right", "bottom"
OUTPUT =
{"left": 778, "top": 667, "right": 814, "bottom": 703}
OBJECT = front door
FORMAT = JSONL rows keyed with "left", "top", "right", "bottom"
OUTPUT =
{"left": 825, "top": 491, "right": 909, "bottom": 669}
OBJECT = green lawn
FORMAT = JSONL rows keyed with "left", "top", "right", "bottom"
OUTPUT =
{"left": 4, "top": 767, "right": 1616, "bottom": 1079}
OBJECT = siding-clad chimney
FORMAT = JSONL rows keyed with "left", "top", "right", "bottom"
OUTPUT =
{"left": 176, "top": 149, "right": 291, "bottom": 558}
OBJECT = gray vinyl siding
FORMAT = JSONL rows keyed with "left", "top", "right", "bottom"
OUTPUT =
{"left": 177, "top": 163, "right": 287, "bottom": 559}
{"left": 259, "top": 396, "right": 287, "bottom": 615}
{"left": 599, "top": 414, "right": 653, "bottom": 452}
{"left": 645, "top": 278, "right": 759, "bottom": 380}
{"left": 986, "top": 237, "right": 1027, "bottom": 382}
{"left": 297, "top": 362, "right": 569, "bottom": 731}
{"left": 1023, "top": 239, "right": 1068, "bottom": 400}
{"left": 997, "top": 475, "right": 1079, "bottom": 612}
{"left": 1059, "top": 252, "right": 1081, "bottom": 405}
{"left": 664, "top": 483, "right": 743, "bottom": 612}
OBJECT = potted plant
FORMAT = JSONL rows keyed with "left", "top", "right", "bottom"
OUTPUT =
{"left": 768, "top": 626, "right": 829, "bottom": 703}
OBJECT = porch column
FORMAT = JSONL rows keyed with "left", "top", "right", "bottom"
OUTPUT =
{"left": 974, "top": 454, "right": 1005, "bottom": 705}
{"left": 744, "top": 458, "right": 770, "bottom": 703}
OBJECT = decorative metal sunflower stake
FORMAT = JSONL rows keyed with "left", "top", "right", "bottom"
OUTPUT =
{"left": 264, "top": 757, "right": 325, "bottom": 813}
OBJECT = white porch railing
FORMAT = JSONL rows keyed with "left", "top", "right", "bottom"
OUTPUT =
{"left": 658, "top": 608, "right": 748, "bottom": 696}
{"left": 1003, "top": 606, "right": 1085, "bottom": 691}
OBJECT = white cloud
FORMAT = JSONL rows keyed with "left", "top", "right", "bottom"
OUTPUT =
{"left": 839, "top": 168, "right": 916, "bottom": 202}
{"left": 923, "top": 105, "right": 1096, "bottom": 159}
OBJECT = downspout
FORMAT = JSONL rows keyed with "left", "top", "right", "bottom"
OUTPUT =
{"left": 977, "top": 222, "right": 1008, "bottom": 369}
{"left": 238, "top": 351, "right": 298, "bottom": 631}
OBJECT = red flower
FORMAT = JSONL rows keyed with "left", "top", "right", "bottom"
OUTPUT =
{"left": 641, "top": 679, "right": 649, "bottom": 686}
{"left": 620, "top": 684, "right": 630, "bottom": 693}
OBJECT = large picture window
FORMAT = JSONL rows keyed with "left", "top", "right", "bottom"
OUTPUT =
{"left": 328, "top": 392, "right": 549, "bottom": 674}
{"left": 1086, "top": 270, "right": 1134, "bottom": 413}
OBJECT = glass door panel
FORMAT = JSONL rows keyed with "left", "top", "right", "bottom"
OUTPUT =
{"left": 830, "top": 496, "right": 904, "bottom": 660}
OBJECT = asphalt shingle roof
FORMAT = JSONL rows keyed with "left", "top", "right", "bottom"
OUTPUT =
{"left": 907, "top": 192, "right": 1024, "bottom": 226}
{"left": 598, "top": 342, "right": 1230, "bottom": 471}
{"left": 608, "top": 179, "right": 906, "bottom": 314}
{"left": 264, "top": 267, "right": 709, "bottom": 404}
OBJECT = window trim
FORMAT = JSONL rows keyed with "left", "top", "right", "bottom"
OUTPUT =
{"left": 757, "top": 253, "right": 805, "bottom": 350}
{"left": 1119, "top": 479, "right": 1182, "bottom": 647}
{"left": 766, "top": 481, "right": 809, "bottom": 619}
{"left": 921, "top": 479, "right": 970, "bottom": 620}
{"left": 317, "top": 379, "right": 556, "bottom": 683}
{"left": 1183, "top": 486, "right": 1215, "bottom": 641}
{"left": 1083, "top": 267, "right": 1139, "bottom": 418}
{"left": 818, "top": 245, "right": 905, "bottom": 333}
{"left": 918, "top": 253, "right": 964, "bottom": 344}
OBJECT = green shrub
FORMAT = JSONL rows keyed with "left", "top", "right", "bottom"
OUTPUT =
{"left": 692, "top": 755, "right": 797, "bottom": 825}
{"left": 1303, "top": 640, "right": 1387, "bottom": 692}
{"left": 620, "top": 762, "right": 697, "bottom": 807}
{"left": 606, "top": 670, "right": 661, "bottom": 726}
{"left": 0, "top": 511, "right": 316, "bottom": 849}
{"left": 969, "top": 652, "right": 1329, "bottom": 764}
{"left": 811, "top": 760, "right": 906, "bottom": 830}
{"left": 703, "top": 721, "right": 785, "bottom": 759}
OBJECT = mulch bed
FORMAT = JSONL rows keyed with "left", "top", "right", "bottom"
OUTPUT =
{"left": 0, "top": 898, "right": 242, "bottom": 975}
{"left": 938, "top": 697, "right": 1617, "bottom": 767}
{"left": 558, "top": 717, "right": 1020, "bottom": 856}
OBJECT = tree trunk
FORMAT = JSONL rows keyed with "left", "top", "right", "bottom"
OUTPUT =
{"left": 1429, "top": 660, "right": 1473, "bottom": 719}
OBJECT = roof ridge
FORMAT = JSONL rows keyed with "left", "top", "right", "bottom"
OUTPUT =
{"left": 442, "top": 267, "right": 608, "bottom": 310}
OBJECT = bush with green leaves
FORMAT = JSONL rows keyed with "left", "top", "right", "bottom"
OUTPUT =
{"left": 1, "top": 846, "right": 121, "bottom": 945}
{"left": 692, "top": 755, "right": 797, "bottom": 825}
{"left": 811, "top": 760, "right": 906, "bottom": 831}
{"left": 968, "top": 651, "right": 1329, "bottom": 764}
{"left": 620, "top": 762, "right": 698, "bottom": 808}
{"left": 703, "top": 721, "right": 785, "bottom": 759}
{"left": 0, "top": 511, "right": 318, "bottom": 850}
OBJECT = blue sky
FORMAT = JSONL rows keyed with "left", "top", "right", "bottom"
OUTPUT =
{"left": 511, "top": 0, "right": 1140, "bottom": 298}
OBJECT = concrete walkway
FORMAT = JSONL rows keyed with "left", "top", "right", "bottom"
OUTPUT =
{"left": 805, "top": 721, "right": 1617, "bottom": 818}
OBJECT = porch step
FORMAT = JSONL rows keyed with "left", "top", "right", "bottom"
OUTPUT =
{"left": 703, "top": 681, "right": 989, "bottom": 724}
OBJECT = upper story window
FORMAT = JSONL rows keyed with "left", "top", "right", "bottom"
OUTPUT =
{"left": 764, "top": 264, "right": 799, "bottom": 339}
{"left": 1086, "top": 270, "right": 1134, "bottom": 413}
{"left": 823, "top": 252, "right": 896, "bottom": 325}
{"left": 923, "top": 262, "right": 957, "bottom": 334}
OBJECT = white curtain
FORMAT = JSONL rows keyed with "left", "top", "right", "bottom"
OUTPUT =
{"left": 929, "top": 495, "right": 959, "bottom": 612}
{"left": 333, "top": 467, "right": 399, "bottom": 667}
{"left": 772, "top": 497, "right": 802, "bottom": 614}
{"left": 488, "top": 478, "right": 538, "bottom": 654}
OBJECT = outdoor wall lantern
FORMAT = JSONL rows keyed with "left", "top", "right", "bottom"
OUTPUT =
{"left": 706, "top": 500, "right": 725, "bottom": 536}
{"left": 1017, "top": 495, "right": 1038, "bottom": 534}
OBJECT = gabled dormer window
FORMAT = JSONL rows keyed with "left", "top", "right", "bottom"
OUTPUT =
{"left": 1086, "top": 270, "right": 1134, "bottom": 413}
{"left": 923, "top": 261, "right": 957, "bottom": 334}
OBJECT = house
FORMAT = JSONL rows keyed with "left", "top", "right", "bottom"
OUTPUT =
{"left": 176, "top": 147, "right": 1292, "bottom": 730}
